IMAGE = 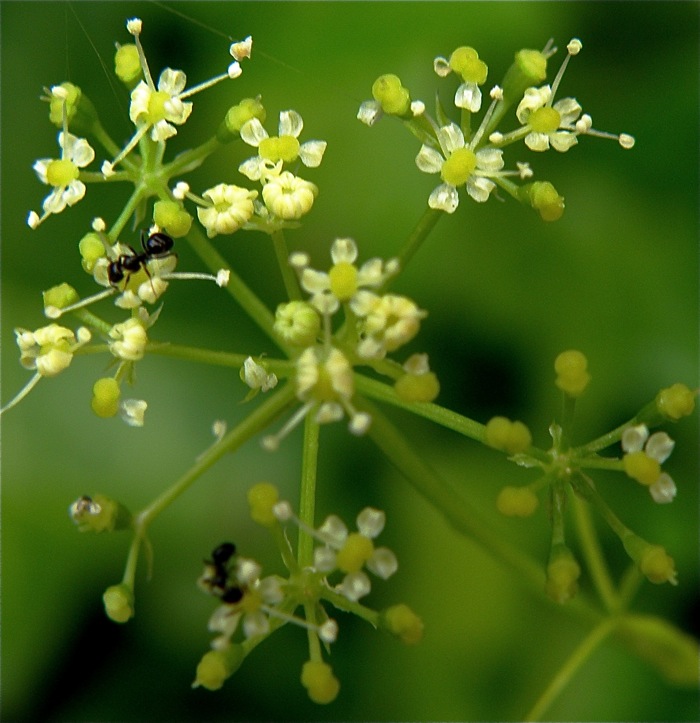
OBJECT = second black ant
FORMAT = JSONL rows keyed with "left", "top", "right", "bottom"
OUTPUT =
{"left": 107, "top": 230, "right": 176, "bottom": 290}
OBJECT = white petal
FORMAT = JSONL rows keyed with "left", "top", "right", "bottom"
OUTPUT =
{"left": 243, "top": 611, "right": 269, "bottom": 638}
{"left": 299, "top": 140, "right": 327, "bottom": 168}
{"left": 240, "top": 118, "right": 268, "bottom": 147}
{"left": 516, "top": 86, "right": 551, "bottom": 123}
{"left": 318, "top": 514, "right": 348, "bottom": 545}
{"left": 157, "top": 68, "right": 187, "bottom": 95}
{"left": 129, "top": 82, "right": 151, "bottom": 122}
{"left": 524, "top": 132, "right": 551, "bottom": 152}
{"left": 645, "top": 432, "right": 675, "bottom": 464}
{"left": 466, "top": 176, "right": 495, "bottom": 203}
{"left": 415, "top": 145, "right": 444, "bottom": 174}
{"left": 70, "top": 139, "right": 95, "bottom": 168}
{"left": 554, "top": 97, "right": 583, "bottom": 126}
{"left": 649, "top": 474, "right": 677, "bottom": 504}
{"left": 238, "top": 156, "right": 266, "bottom": 181}
{"left": 330, "top": 237, "right": 358, "bottom": 264}
{"left": 428, "top": 183, "right": 459, "bottom": 213}
{"left": 313, "top": 546, "right": 338, "bottom": 572}
{"left": 62, "top": 180, "right": 87, "bottom": 206}
{"left": 475, "top": 147, "right": 504, "bottom": 171}
{"left": 340, "top": 571, "right": 371, "bottom": 601}
{"left": 433, "top": 56, "right": 452, "bottom": 77}
{"left": 301, "top": 268, "right": 331, "bottom": 294}
{"left": 150, "top": 120, "right": 177, "bottom": 142}
{"left": 356, "top": 507, "right": 385, "bottom": 538}
{"left": 437, "top": 123, "right": 465, "bottom": 154}
{"left": 42, "top": 187, "right": 68, "bottom": 214}
{"left": 454, "top": 82, "right": 482, "bottom": 112}
{"left": 621, "top": 424, "right": 649, "bottom": 453}
{"left": 367, "top": 547, "right": 398, "bottom": 579}
{"left": 163, "top": 97, "right": 192, "bottom": 125}
{"left": 279, "top": 109, "right": 303, "bottom": 138}
{"left": 549, "top": 131, "right": 578, "bottom": 152}
{"left": 357, "top": 100, "right": 382, "bottom": 126}
{"left": 33, "top": 159, "right": 51, "bottom": 183}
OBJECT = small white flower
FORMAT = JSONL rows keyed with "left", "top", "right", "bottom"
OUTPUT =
{"left": 415, "top": 123, "right": 505, "bottom": 212}
{"left": 108, "top": 318, "right": 148, "bottom": 361}
{"left": 622, "top": 424, "right": 676, "bottom": 504}
{"left": 355, "top": 293, "right": 427, "bottom": 359}
{"left": 230, "top": 35, "right": 253, "bottom": 61}
{"left": 120, "top": 399, "right": 148, "bottom": 427}
{"left": 16, "top": 323, "right": 90, "bottom": 377}
{"left": 516, "top": 86, "right": 582, "bottom": 152}
{"left": 239, "top": 110, "right": 327, "bottom": 181}
{"left": 130, "top": 68, "right": 193, "bottom": 142}
{"left": 196, "top": 183, "right": 258, "bottom": 237}
{"left": 241, "top": 356, "right": 278, "bottom": 393}
{"left": 261, "top": 171, "right": 318, "bottom": 220}
{"left": 29, "top": 132, "right": 95, "bottom": 228}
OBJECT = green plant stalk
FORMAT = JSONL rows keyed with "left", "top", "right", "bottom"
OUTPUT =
{"left": 298, "top": 415, "right": 320, "bottom": 568}
{"left": 572, "top": 495, "right": 620, "bottom": 612}
{"left": 271, "top": 229, "right": 302, "bottom": 301}
{"left": 523, "top": 618, "right": 617, "bottom": 722}
{"left": 390, "top": 206, "right": 444, "bottom": 278}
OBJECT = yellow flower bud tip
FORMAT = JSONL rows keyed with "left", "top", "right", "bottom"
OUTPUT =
{"left": 247, "top": 483, "right": 280, "bottom": 527}
{"left": 103, "top": 584, "right": 134, "bottom": 623}
{"left": 656, "top": 383, "right": 697, "bottom": 421}
{"left": 336, "top": 533, "right": 374, "bottom": 574}
{"left": 496, "top": 485, "right": 539, "bottom": 517}
{"left": 394, "top": 371, "right": 440, "bottom": 403}
{"left": 153, "top": 200, "right": 193, "bottom": 238}
{"left": 623, "top": 451, "right": 661, "bottom": 486}
{"left": 224, "top": 98, "right": 266, "bottom": 134}
{"left": 545, "top": 553, "right": 581, "bottom": 604}
{"left": 91, "top": 377, "right": 121, "bottom": 418}
{"left": 43, "top": 283, "right": 79, "bottom": 311}
{"left": 526, "top": 181, "right": 565, "bottom": 221}
{"left": 381, "top": 604, "right": 424, "bottom": 645}
{"left": 114, "top": 43, "right": 141, "bottom": 85}
{"left": 301, "top": 660, "right": 340, "bottom": 705}
{"left": 449, "top": 46, "right": 488, "bottom": 84}
{"left": 485, "top": 416, "right": 532, "bottom": 455}
{"left": 640, "top": 545, "right": 678, "bottom": 586}
{"left": 193, "top": 646, "right": 245, "bottom": 691}
{"left": 371, "top": 74, "right": 410, "bottom": 115}
{"left": 554, "top": 349, "right": 591, "bottom": 397}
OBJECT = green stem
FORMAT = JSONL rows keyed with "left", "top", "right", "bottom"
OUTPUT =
{"left": 298, "top": 416, "right": 320, "bottom": 567}
{"left": 572, "top": 495, "right": 620, "bottom": 612}
{"left": 161, "top": 136, "right": 221, "bottom": 177}
{"left": 136, "top": 383, "right": 296, "bottom": 528}
{"left": 271, "top": 229, "right": 302, "bottom": 301}
{"left": 523, "top": 618, "right": 617, "bottom": 722}
{"left": 390, "top": 207, "right": 443, "bottom": 277}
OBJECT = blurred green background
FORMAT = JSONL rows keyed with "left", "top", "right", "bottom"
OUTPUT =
{"left": 1, "top": 2, "right": 698, "bottom": 721}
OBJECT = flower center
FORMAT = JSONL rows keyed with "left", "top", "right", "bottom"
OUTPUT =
{"left": 46, "top": 159, "right": 79, "bottom": 187}
{"left": 529, "top": 106, "right": 561, "bottom": 133}
{"left": 441, "top": 147, "right": 477, "bottom": 186}
{"left": 328, "top": 262, "right": 358, "bottom": 302}
{"left": 147, "top": 90, "right": 170, "bottom": 122}
{"left": 336, "top": 533, "right": 374, "bottom": 573}
{"left": 259, "top": 135, "right": 300, "bottom": 163}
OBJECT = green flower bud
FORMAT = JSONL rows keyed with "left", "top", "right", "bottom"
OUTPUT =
{"left": 449, "top": 47, "right": 488, "bottom": 84}
{"left": 496, "top": 485, "right": 539, "bottom": 517}
{"left": 485, "top": 416, "right": 532, "bottom": 455}
{"left": 273, "top": 301, "right": 320, "bottom": 346}
{"left": 103, "top": 583, "right": 135, "bottom": 623}
{"left": 192, "top": 645, "right": 245, "bottom": 691}
{"left": 69, "top": 493, "right": 133, "bottom": 532}
{"left": 623, "top": 535, "right": 678, "bottom": 585}
{"left": 43, "top": 283, "right": 79, "bottom": 312}
{"left": 371, "top": 74, "right": 411, "bottom": 116}
{"left": 247, "top": 482, "right": 280, "bottom": 527}
{"left": 380, "top": 603, "right": 424, "bottom": 644}
{"left": 501, "top": 48, "right": 548, "bottom": 107}
{"left": 114, "top": 43, "right": 141, "bottom": 87}
{"left": 554, "top": 349, "right": 591, "bottom": 397}
{"left": 91, "top": 377, "right": 121, "bottom": 418}
{"left": 79, "top": 232, "right": 107, "bottom": 273}
{"left": 153, "top": 200, "right": 193, "bottom": 238}
{"left": 218, "top": 97, "right": 267, "bottom": 142}
{"left": 545, "top": 546, "right": 581, "bottom": 603}
{"left": 48, "top": 82, "right": 98, "bottom": 136}
{"left": 394, "top": 371, "right": 440, "bottom": 403}
{"left": 656, "top": 383, "right": 696, "bottom": 421}
{"left": 300, "top": 660, "right": 340, "bottom": 704}
{"left": 521, "top": 181, "right": 565, "bottom": 222}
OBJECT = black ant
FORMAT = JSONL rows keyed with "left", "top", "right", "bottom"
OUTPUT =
{"left": 198, "top": 542, "right": 244, "bottom": 604}
{"left": 107, "top": 230, "right": 175, "bottom": 290}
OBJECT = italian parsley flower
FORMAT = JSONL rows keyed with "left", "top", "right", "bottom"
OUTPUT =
{"left": 311, "top": 507, "right": 398, "bottom": 602}
{"left": 108, "top": 318, "right": 148, "bottom": 361}
{"left": 238, "top": 110, "right": 327, "bottom": 181}
{"left": 415, "top": 123, "right": 505, "bottom": 212}
{"left": 28, "top": 129, "right": 95, "bottom": 229}
{"left": 622, "top": 424, "right": 676, "bottom": 504}
{"left": 296, "top": 238, "right": 399, "bottom": 315}
{"left": 515, "top": 85, "right": 583, "bottom": 152}
{"left": 196, "top": 183, "right": 258, "bottom": 237}
{"left": 261, "top": 171, "right": 318, "bottom": 221}
{"left": 433, "top": 46, "right": 489, "bottom": 112}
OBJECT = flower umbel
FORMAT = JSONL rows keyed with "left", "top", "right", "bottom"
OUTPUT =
{"left": 622, "top": 424, "right": 676, "bottom": 504}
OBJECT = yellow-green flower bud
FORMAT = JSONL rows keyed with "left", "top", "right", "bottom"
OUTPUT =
{"left": 247, "top": 483, "right": 280, "bottom": 527}
{"left": 371, "top": 74, "right": 411, "bottom": 116}
{"left": 496, "top": 485, "right": 539, "bottom": 517}
{"left": 485, "top": 416, "right": 532, "bottom": 455}
{"left": 43, "top": 283, "right": 79, "bottom": 312}
{"left": 218, "top": 97, "right": 267, "bottom": 142}
{"left": 381, "top": 603, "right": 424, "bottom": 644}
{"left": 192, "top": 645, "right": 245, "bottom": 691}
{"left": 522, "top": 181, "right": 565, "bottom": 222}
{"left": 623, "top": 535, "right": 678, "bottom": 585}
{"left": 336, "top": 533, "right": 374, "bottom": 573}
{"left": 48, "top": 82, "right": 98, "bottom": 136}
{"left": 91, "top": 377, "right": 121, "bottom": 418}
{"left": 623, "top": 451, "right": 660, "bottom": 486}
{"left": 300, "top": 660, "right": 340, "bottom": 705}
{"left": 103, "top": 583, "right": 135, "bottom": 623}
{"left": 153, "top": 200, "right": 192, "bottom": 238}
{"left": 394, "top": 371, "right": 440, "bottom": 403}
{"left": 273, "top": 301, "right": 320, "bottom": 346}
{"left": 114, "top": 43, "right": 141, "bottom": 87}
{"left": 501, "top": 48, "right": 548, "bottom": 107}
{"left": 449, "top": 47, "right": 488, "bottom": 84}
{"left": 554, "top": 349, "right": 591, "bottom": 397}
{"left": 79, "top": 232, "right": 107, "bottom": 273}
{"left": 656, "top": 383, "right": 696, "bottom": 421}
{"left": 545, "top": 546, "right": 581, "bottom": 604}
